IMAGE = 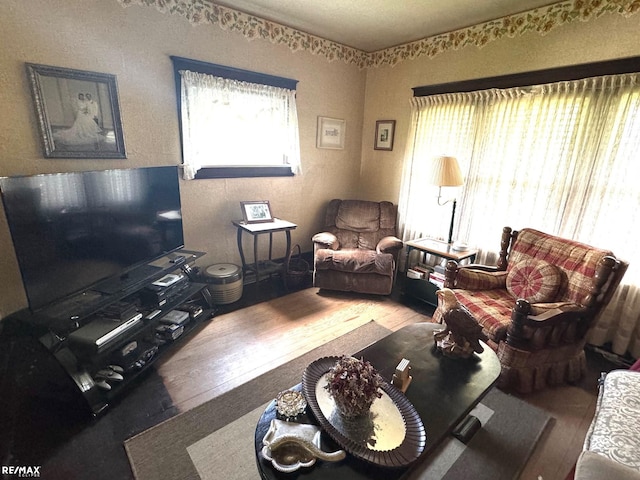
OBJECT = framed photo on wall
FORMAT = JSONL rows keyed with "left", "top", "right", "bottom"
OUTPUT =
{"left": 316, "top": 116, "right": 345, "bottom": 150}
{"left": 26, "top": 63, "right": 127, "bottom": 159}
{"left": 374, "top": 120, "right": 396, "bottom": 151}
{"left": 240, "top": 201, "right": 274, "bottom": 223}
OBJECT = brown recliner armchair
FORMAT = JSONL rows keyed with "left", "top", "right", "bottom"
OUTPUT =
{"left": 434, "top": 226, "right": 628, "bottom": 393}
{"left": 312, "top": 199, "right": 403, "bottom": 295}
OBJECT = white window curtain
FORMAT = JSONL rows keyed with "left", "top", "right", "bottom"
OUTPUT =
{"left": 400, "top": 73, "right": 640, "bottom": 359}
{"left": 179, "top": 70, "right": 301, "bottom": 180}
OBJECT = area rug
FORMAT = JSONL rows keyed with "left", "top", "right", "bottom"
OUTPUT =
{"left": 408, "top": 389, "right": 551, "bottom": 480}
{"left": 184, "top": 387, "right": 549, "bottom": 480}
{"left": 124, "top": 319, "right": 392, "bottom": 480}
{"left": 126, "top": 320, "right": 550, "bottom": 480}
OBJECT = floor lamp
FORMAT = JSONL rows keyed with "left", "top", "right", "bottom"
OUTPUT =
{"left": 426, "top": 155, "right": 464, "bottom": 245}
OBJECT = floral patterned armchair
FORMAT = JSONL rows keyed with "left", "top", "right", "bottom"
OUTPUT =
{"left": 434, "top": 226, "right": 628, "bottom": 393}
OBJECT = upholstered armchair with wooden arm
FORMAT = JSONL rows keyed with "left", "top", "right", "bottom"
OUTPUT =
{"left": 434, "top": 226, "right": 628, "bottom": 393}
{"left": 312, "top": 199, "right": 403, "bottom": 295}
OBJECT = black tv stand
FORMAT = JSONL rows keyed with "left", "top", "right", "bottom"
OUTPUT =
{"left": 5, "top": 250, "right": 215, "bottom": 415}
{"left": 93, "top": 264, "right": 163, "bottom": 295}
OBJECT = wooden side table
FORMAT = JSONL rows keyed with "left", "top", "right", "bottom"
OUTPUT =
{"left": 403, "top": 238, "right": 478, "bottom": 307}
{"left": 232, "top": 219, "right": 297, "bottom": 285}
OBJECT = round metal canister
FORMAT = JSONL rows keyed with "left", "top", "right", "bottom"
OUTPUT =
{"left": 202, "top": 263, "right": 243, "bottom": 304}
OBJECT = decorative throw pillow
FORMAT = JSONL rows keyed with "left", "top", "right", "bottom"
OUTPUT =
{"left": 506, "top": 259, "right": 562, "bottom": 303}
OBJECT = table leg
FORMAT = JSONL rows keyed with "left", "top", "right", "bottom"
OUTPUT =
{"left": 452, "top": 415, "right": 482, "bottom": 444}
{"left": 253, "top": 233, "right": 260, "bottom": 283}
{"left": 284, "top": 230, "right": 292, "bottom": 264}
{"left": 283, "top": 230, "right": 292, "bottom": 291}
{"left": 236, "top": 228, "right": 247, "bottom": 273}
{"left": 404, "top": 245, "right": 412, "bottom": 273}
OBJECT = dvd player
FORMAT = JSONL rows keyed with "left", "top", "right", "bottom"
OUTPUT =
{"left": 139, "top": 274, "right": 189, "bottom": 307}
{"left": 152, "top": 273, "right": 184, "bottom": 288}
{"left": 69, "top": 313, "right": 143, "bottom": 353}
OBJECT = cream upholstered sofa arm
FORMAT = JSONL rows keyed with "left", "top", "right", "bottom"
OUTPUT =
{"left": 312, "top": 232, "right": 338, "bottom": 250}
{"left": 376, "top": 236, "right": 403, "bottom": 255}
{"left": 575, "top": 451, "right": 640, "bottom": 480}
{"left": 575, "top": 370, "right": 640, "bottom": 480}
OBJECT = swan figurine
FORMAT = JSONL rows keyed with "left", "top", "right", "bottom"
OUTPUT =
{"left": 261, "top": 419, "right": 346, "bottom": 472}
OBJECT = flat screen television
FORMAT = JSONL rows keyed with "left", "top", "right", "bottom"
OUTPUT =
{"left": 0, "top": 166, "right": 184, "bottom": 312}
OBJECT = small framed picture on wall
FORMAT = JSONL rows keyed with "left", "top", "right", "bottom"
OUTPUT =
{"left": 316, "top": 116, "right": 345, "bottom": 150}
{"left": 374, "top": 120, "right": 396, "bottom": 151}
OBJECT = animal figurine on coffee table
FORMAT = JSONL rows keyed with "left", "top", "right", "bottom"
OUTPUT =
{"left": 434, "top": 288, "right": 488, "bottom": 358}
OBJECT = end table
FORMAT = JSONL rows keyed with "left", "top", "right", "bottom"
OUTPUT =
{"left": 232, "top": 218, "right": 297, "bottom": 285}
{"left": 403, "top": 238, "right": 478, "bottom": 307}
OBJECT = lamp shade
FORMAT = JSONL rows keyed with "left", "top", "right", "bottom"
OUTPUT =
{"left": 426, "top": 155, "right": 464, "bottom": 187}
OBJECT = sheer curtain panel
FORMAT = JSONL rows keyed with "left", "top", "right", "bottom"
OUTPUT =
{"left": 400, "top": 73, "right": 640, "bottom": 359}
{"left": 179, "top": 70, "right": 301, "bottom": 180}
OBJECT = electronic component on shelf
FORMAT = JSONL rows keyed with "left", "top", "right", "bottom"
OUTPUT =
{"left": 139, "top": 275, "right": 189, "bottom": 307}
{"left": 152, "top": 273, "right": 184, "bottom": 287}
{"left": 95, "top": 368, "right": 124, "bottom": 382}
{"left": 91, "top": 365, "right": 125, "bottom": 391}
{"left": 121, "top": 343, "right": 160, "bottom": 372}
{"left": 100, "top": 301, "right": 139, "bottom": 321}
{"left": 7, "top": 246, "right": 209, "bottom": 415}
{"left": 145, "top": 309, "right": 162, "bottom": 320}
{"left": 159, "top": 309, "right": 190, "bottom": 326}
{"left": 170, "top": 255, "right": 186, "bottom": 264}
{"left": 95, "top": 380, "right": 111, "bottom": 391}
{"left": 176, "top": 303, "right": 203, "bottom": 320}
{"left": 120, "top": 341, "right": 138, "bottom": 357}
{"left": 155, "top": 323, "right": 184, "bottom": 341}
{"left": 68, "top": 313, "right": 143, "bottom": 353}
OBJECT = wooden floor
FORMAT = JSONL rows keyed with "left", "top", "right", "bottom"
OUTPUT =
{"left": 154, "top": 285, "right": 613, "bottom": 480}
{"left": 1, "top": 281, "right": 617, "bottom": 480}
{"left": 156, "top": 287, "right": 427, "bottom": 412}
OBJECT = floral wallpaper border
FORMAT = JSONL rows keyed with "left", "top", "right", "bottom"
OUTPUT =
{"left": 117, "top": 0, "right": 640, "bottom": 69}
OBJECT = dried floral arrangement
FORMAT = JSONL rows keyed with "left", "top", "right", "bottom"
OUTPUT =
{"left": 325, "top": 356, "right": 384, "bottom": 418}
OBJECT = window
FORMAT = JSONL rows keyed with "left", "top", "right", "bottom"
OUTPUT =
{"left": 401, "top": 68, "right": 640, "bottom": 358}
{"left": 171, "top": 56, "right": 300, "bottom": 179}
{"left": 402, "top": 75, "right": 640, "bottom": 270}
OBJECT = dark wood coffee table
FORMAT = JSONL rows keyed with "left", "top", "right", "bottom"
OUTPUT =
{"left": 254, "top": 322, "right": 501, "bottom": 479}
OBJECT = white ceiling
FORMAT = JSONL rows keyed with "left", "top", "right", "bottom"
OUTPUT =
{"left": 214, "top": 0, "right": 562, "bottom": 52}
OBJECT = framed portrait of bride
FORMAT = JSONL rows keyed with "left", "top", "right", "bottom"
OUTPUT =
{"left": 26, "top": 63, "right": 127, "bottom": 159}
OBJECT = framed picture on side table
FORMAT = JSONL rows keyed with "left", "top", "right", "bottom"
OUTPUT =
{"left": 26, "top": 63, "right": 126, "bottom": 159}
{"left": 374, "top": 120, "right": 396, "bottom": 151}
{"left": 240, "top": 201, "right": 274, "bottom": 224}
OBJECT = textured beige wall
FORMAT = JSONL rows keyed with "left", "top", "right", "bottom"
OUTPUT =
{"left": 359, "top": 12, "right": 640, "bottom": 205}
{"left": 0, "top": 0, "right": 366, "bottom": 317}
{"left": 1, "top": 1, "right": 639, "bottom": 318}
